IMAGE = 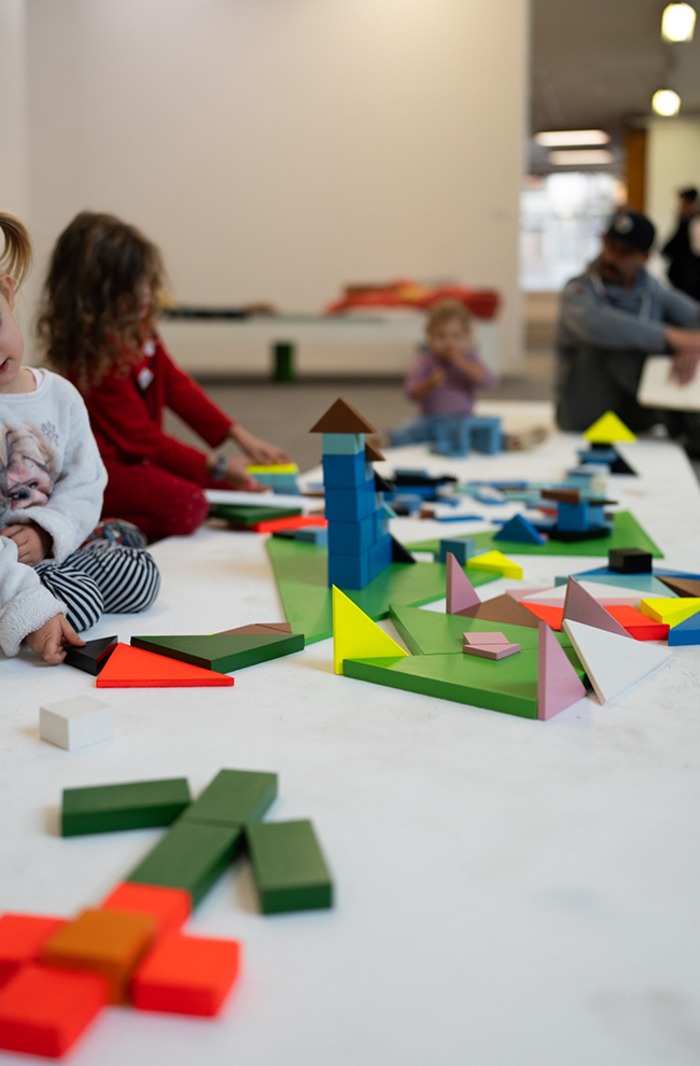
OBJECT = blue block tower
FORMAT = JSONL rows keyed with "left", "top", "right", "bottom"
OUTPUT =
{"left": 310, "top": 398, "right": 393, "bottom": 589}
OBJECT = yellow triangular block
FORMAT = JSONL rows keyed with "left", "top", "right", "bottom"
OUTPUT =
{"left": 640, "top": 597, "right": 700, "bottom": 626}
{"left": 332, "top": 586, "right": 408, "bottom": 674}
{"left": 246, "top": 463, "right": 299, "bottom": 474}
{"left": 466, "top": 550, "right": 522, "bottom": 580}
{"left": 583, "top": 411, "right": 636, "bottom": 444}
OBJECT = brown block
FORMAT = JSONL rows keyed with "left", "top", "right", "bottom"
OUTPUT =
{"left": 457, "top": 594, "right": 541, "bottom": 629}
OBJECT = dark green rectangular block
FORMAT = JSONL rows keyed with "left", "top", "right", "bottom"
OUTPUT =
{"left": 246, "top": 820, "right": 333, "bottom": 914}
{"left": 61, "top": 778, "right": 191, "bottom": 837}
{"left": 182, "top": 769, "right": 277, "bottom": 828}
{"left": 130, "top": 632, "right": 304, "bottom": 673}
{"left": 127, "top": 819, "right": 243, "bottom": 907}
{"left": 209, "top": 503, "right": 301, "bottom": 526}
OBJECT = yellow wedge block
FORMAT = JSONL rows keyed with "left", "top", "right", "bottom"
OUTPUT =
{"left": 466, "top": 550, "right": 523, "bottom": 580}
{"left": 332, "top": 586, "right": 408, "bottom": 675}
{"left": 246, "top": 463, "right": 299, "bottom": 474}
{"left": 583, "top": 411, "right": 636, "bottom": 444}
{"left": 640, "top": 597, "right": 700, "bottom": 626}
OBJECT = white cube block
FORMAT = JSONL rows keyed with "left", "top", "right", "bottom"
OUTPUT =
{"left": 39, "top": 695, "right": 114, "bottom": 751}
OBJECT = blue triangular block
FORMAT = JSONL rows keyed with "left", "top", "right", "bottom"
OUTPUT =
{"left": 493, "top": 513, "right": 546, "bottom": 546}
{"left": 668, "top": 609, "right": 700, "bottom": 646}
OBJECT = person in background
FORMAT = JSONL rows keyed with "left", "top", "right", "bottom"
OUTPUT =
{"left": 0, "top": 211, "right": 159, "bottom": 663}
{"left": 38, "top": 212, "right": 290, "bottom": 543}
{"left": 386, "top": 299, "right": 495, "bottom": 447}
{"left": 556, "top": 210, "right": 700, "bottom": 453}
{"left": 662, "top": 187, "right": 700, "bottom": 300}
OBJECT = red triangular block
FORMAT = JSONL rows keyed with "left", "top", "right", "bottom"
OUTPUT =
{"left": 537, "top": 622, "right": 587, "bottom": 720}
{"left": 562, "top": 577, "right": 630, "bottom": 637}
{"left": 446, "top": 552, "right": 480, "bottom": 614}
{"left": 95, "top": 644, "right": 234, "bottom": 688}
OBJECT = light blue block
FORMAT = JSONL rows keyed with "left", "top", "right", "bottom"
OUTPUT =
{"left": 328, "top": 514, "right": 376, "bottom": 555}
{"left": 436, "top": 537, "right": 476, "bottom": 564}
{"left": 322, "top": 433, "right": 364, "bottom": 455}
{"left": 325, "top": 480, "right": 375, "bottom": 522}
{"left": 328, "top": 553, "right": 371, "bottom": 589}
{"left": 323, "top": 452, "right": 370, "bottom": 489}
{"left": 295, "top": 526, "right": 328, "bottom": 546}
{"left": 369, "top": 534, "right": 393, "bottom": 579}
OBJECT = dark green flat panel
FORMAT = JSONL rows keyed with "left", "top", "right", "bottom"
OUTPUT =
{"left": 246, "top": 820, "right": 333, "bottom": 914}
{"left": 61, "top": 778, "right": 191, "bottom": 837}
{"left": 265, "top": 537, "right": 498, "bottom": 644}
{"left": 406, "top": 511, "right": 663, "bottom": 559}
{"left": 130, "top": 632, "right": 304, "bottom": 673}
{"left": 209, "top": 504, "right": 301, "bottom": 526}
{"left": 127, "top": 819, "right": 243, "bottom": 907}
{"left": 182, "top": 769, "right": 277, "bottom": 828}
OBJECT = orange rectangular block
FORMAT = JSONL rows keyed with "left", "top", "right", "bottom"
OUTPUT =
{"left": 605, "top": 604, "right": 670, "bottom": 641}
{"left": 131, "top": 933, "right": 242, "bottom": 1016}
{"left": 250, "top": 515, "right": 327, "bottom": 534}
{"left": 95, "top": 643, "right": 234, "bottom": 688}
{"left": 0, "top": 963, "right": 107, "bottom": 1058}
{"left": 101, "top": 883, "right": 191, "bottom": 935}
{"left": 41, "top": 908, "right": 156, "bottom": 1004}
{"left": 0, "top": 914, "right": 67, "bottom": 986}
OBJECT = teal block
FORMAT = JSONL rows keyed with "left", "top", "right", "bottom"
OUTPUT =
{"left": 128, "top": 819, "right": 243, "bottom": 907}
{"left": 322, "top": 433, "right": 364, "bottom": 455}
{"left": 325, "top": 481, "right": 375, "bottom": 522}
{"left": 61, "top": 778, "right": 191, "bottom": 837}
{"left": 246, "top": 820, "right": 333, "bottom": 914}
{"left": 323, "top": 453, "right": 370, "bottom": 489}
{"left": 181, "top": 769, "right": 277, "bottom": 828}
{"left": 328, "top": 514, "right": 375, "bottom": 555}
{"left": 668, "top": 609, "right": 700, "bottom": 645}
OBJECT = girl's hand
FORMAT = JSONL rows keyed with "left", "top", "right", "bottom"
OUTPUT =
{"left": 670, "top": 350, "right": 700, "bottom": 386}
{"left": 228, "top": 425, "right": 290, "bottom": 465}
{"left": 222, "top": 456, "right": 268, "bottom": 492}
{"left": 26, "top": 614, "right": 85, "bottom": 664}
{"left": 0, "top": 524, "right": 53, "bottom": 566}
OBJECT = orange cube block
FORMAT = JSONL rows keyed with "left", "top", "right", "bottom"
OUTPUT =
{"left": 131, "top": 932, "right": 242, "bottom": 1016}
{"left": 101, "top": 883, "right": 191, "bottom": 935}
{"left": 0, "top": 963, "right": 107, "bottom": 1058}
{"left": 41, "top": 908, "right": 156, "bottom": 1004}
{"left": 0, "top": 914, "right": 67, "bottom": 986}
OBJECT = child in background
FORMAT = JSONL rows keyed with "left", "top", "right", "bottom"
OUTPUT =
{"left": 387, "top": 299, "right": 494, "bottom": 446}
{"left": 0, "top": 212, "right": 159, "bottom": 663}
{"left": 38, "top": 212, "right": 290, "bottom": 543}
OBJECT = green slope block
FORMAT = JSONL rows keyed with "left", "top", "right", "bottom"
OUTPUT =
{"left": 209, "top": 503, "right": 301, "bottom": 526}
{"left": 406, "top": 511, "right": 663, "bottom": 559}
{"left": 130, "top": 632, "right": 304, "bottom": 673}
{"left": 182, "top": 769, "right": 277, "bottom": 828}
{"left": 61, "top": 778, "right": 191, "bottom": 837}
{"left": 265, "top": 537, "right": 499, "bottom": 644}
{"left": 128, "top": 819, "right": 243, "bottom": 907}
{"left": 246, "top": 820, "right": 333, "bottom": 914}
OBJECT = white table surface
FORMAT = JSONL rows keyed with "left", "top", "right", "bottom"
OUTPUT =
{"left": 2, "top": 425, "right": 700, "bottom": 1066}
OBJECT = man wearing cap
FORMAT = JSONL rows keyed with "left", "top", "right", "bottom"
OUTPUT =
{"left": 556, "top": 210, "right": 700, "bottom": 448}
{"left": 662, "top": 188, "right": 700, "bottom": 299}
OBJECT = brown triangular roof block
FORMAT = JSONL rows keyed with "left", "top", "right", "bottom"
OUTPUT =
{"left": 457, "top": 594, "right": 540, "bottom": 628}
{"left": 541, "top": 489, "right": 580, "bottom": 504}
{"left": 309, "top": 397, "right": 377, "bottom": 434}
{"left": 657, "top": 576, "right": 700, "bottom": 598}
{"left": 365, "top": 439, "right": 386, "bottom": 463}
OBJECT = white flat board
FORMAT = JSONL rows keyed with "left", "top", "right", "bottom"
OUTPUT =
{"left": 637, "top": 355, "right": 700, "bottom": 411}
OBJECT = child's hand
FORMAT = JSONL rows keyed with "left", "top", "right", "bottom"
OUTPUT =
{"left": 228, "top": 425, "right": 290, "bottom": 465}
{"left": 0, "top": 523, "right": 53, "bottom": 566}
{"left": 428, "top": 366, "right": 447, "bottom": 388}
{"left": 26, "top": 614, "right": 85, "bottom": 665}
{"left": 223, "top": 457, "right": 268, "bottom": 492}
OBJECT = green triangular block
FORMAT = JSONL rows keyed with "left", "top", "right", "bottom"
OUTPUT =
{"left": 131, "top": 631, "right": 304, "bottom": 673}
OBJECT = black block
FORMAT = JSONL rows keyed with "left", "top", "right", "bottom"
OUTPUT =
{"left": 64, "top": 635, "right": 118, "bottom": 676}
{"left": 608, "top": 548, "right": 652, "bottom": 573}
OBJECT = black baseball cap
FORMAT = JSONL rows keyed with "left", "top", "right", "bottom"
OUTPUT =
{"left": 605, "top": 211, "right": 656, "bottom": 252}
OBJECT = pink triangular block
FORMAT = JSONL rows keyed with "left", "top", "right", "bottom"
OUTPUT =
{"left": 537, "top": 622, "right": 587, "bottom": 720}
{"left": 464, "top": 631, "right": 510, "bottom": 646}
{"left": 562, "top": 576, "right": 630, "bottom": 638}
{"left": 446, "top": 552, "right": 481, "bottom": 614}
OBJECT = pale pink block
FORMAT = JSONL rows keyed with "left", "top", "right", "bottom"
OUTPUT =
{"left": 446, "top": 552, "right": 480, "bottom": 614}
{"left": 463, "top": 631, "right": 510, "bottom": 647}
{"left": 537, "top": 620, "right": 587, "bottom": 720}
{"left": 562, "top": 577, "right": 630, "bottom": 637}
{"left": 463, "top": 642, "right": 521, "bottom": 660}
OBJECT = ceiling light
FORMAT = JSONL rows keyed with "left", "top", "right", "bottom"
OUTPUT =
{"left": 535, "top": 130, "right": 610, "bottom": 147}
{"left": 652, "top": 89, "right": 681, "bottom": 115}
{"left": 548, "top": 149, "right": 614, "bottom": 166}
{"left": 661, "top": 3, "right": 696, "bottom": 41}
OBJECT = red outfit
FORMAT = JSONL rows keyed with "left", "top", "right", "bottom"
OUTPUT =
{"left": 77, "top": 337, "right": 235, "bottom": 541}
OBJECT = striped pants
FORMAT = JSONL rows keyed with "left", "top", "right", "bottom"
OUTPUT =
{"left": 35, "top": 541, "right": 161, "bottom": 632}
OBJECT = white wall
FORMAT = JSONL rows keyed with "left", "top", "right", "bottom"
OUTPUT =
{"left": 0, "top": 0, "right": 28, "bottom": 218}
{"left": 647, "top": 117, "right": 700, "bottom": 253}
{"left": 22, "top": 0, "right": 527, "bottom": 368}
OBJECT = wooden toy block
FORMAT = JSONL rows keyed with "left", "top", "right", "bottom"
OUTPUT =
{"left": 437, "top": 537, "right": 476, "bottom": 565}
{"left": 467, "top": 550, "right": 523, "bottom": 580}
{"left": 332, "top": 586, "right": 407, "bottom": 674}
{"left": 562, "top": 577, "right": 630, "bottom": 637}
{"left": 583, "top": 410, "right": 636, "bottom": 443}
{"left": 374, "top": 471, "right": 394, "bottom": 494}
{"left": 563, "top": 570, "right": 674, "bottom": 596}
{"left": 101, "top": 883, "right": 191, "bottom": 934}
{"left": 564, "top": 618, "right": 673, "bottom": 702}
{"left": 391, "top": 536, "right": 416, "bottom": 564}
{"left": 322, "top": 452, "right": 370, "bottom": 488}
{"left": 310, "top": 397, "right": 376, "bottom": 434}
{"left": 369, "top": 533, "right": 393, "bottom": 577}
{"left": 131, "top": 631, "right": 303, "bottom": 673}
{"left": 521, "top": 602, "right": 564, "bottom": 629}
{"left": 640, "top": 597, "right": 700, "bottom": 626}
{"left": 493, "top": 514, "right": 546, "bottom": 546}
{"left": 324, "top": 481, "right": 375, "bottom": 523}
{"left": 39, "top": 695, "right": 114, "bottom": 751}
{"left": 609, "top": 547, "right": 652, "bottom": 573}
{"left": 0, "top": 915, "right": 67, "bottom": 985}
{"left": 245, "top": 463, "right": 299, "bottom": 475}
{"left": 322, "top": 432, "right": 364, "bottom": 455}
{"left": 41, "top": 908, "right": 157, "bottom": 1004}
{"left": 127, "top": 820, "right": 243, "bottom": 907}
{"left": 667, "top": 609, "right": 700, "bottom": 645}
{"left": 62, "top": 778, "right": 191, "bottom": 837}
{"left": 541, "top": 488, "right": 581, "bottom": 504}
{"left": 464, "top": 631, "right": 511, "bottom": 646}
{"left": 0, "top": 963, "right": 108, "bottom": 1058}
{"left": 216, "top": 622, "right": 292, "bottom": 636}
{"left": 95, "top": 643, "right": 234, "bottom": 688}
{"left": 364, "top": 439, "right": 386, "bottom": 463}
{"left": 130, "top": 932, "right": 242, "bottom": 1016}
{"left": 328, "top": 514, "right": 375, "bottom": 555}
{"left": 604, "top": 605, "right": 669, "bottom": 641}
{"left": 327, "top": 552, "right": 372, "bottom": 589}
{"left": 63, "top": 635, "right": 118, "bottom": 676}
{"left": 463, "top": 642, "right": 520, "bottom": 660}
{"left": 657, "top": 576, "right": 700, "bottom": 598}
{"left": 246, "top": 820, "right": 333, "bottom": 914}
{"left": 446, "top": 552, "right": 480, "bottom": 614}
{"left": 537, "top": 621, "right": 587, "bottom": 720}
{"left": 295, "top": 525, "right": 328, "bottom": 546}
{"left": 209, "top": 502, "right": 302, "bottom": 527}
{"left": 250, "top": 514, "right": 325, "bottom": 534}
{"left": 181, "top": 768, "right": 277, "bottom": 828}
{"left": 457, "top": 594, "right": 541, "bottom": 629}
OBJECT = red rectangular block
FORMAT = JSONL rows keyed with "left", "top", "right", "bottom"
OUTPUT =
{"left": 605, "top": 604, "right": 670, "bottom": 641}
{"left": 101, "top": 883, "right": 191, "bottom": 935}
{"left": 131, "top": 933, "right": 242, "bottom": 1016}
{"left": 0, "top": 914, "right": 67, "bottom": 986}
{"left": 0, "top": 963, "right": 107, "bottom": 1058}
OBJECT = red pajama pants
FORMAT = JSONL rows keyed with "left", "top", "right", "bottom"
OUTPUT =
{"left": 102, "top": 459, "right": 211, "bottom": 543}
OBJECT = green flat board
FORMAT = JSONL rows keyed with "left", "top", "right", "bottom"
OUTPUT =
{"left": 128, "top": 819, "right": 243, "bottom": 907}
{"left": 131, "top": 632, "right": 304, "bottom": 673}
{"left": 209, "top": 503, "right": 302, "bottom": 526}
{"left": 389, "top": 603, "right": 580, "bottom": 663}
{"left": 265, "top": 537, "right": 499, "bottom": 645}
{"left": 406, "top": 511, "right": 663, "bottom": 559}
{"left": 182, "top": 769, "right": 277, "bottom": 828}
{"left": 343, "top": 648, "right": 586, "bottom": 719}
{"left": 61, "top": 778, "right": 191, "bottom": 837}
{"left": 245, "top": 820, "right": 333, "bottom": 914}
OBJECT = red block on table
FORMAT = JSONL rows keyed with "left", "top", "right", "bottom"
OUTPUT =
{"left": 605, "top": 605, "right": 670, "bottom": 641}
{"left": 0, "top": 914, "right": 67, "bottom": 986}
{"left": 250, "top": 514, "right": 327, "bottom": 534}
{"left": 0, "top": 963, "right": 107, "bottom": 1058}
{"left": 95, "top": 643, "right": 234, "bottom": 688}
{"left": 101, "top": 883, "right": 191, "bottom": 935}
{"left": 131, "top": 933, "right": 242, "bottom": 1016}
{"left": 521, "top": 602, "right": 564, "bottom": 630}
